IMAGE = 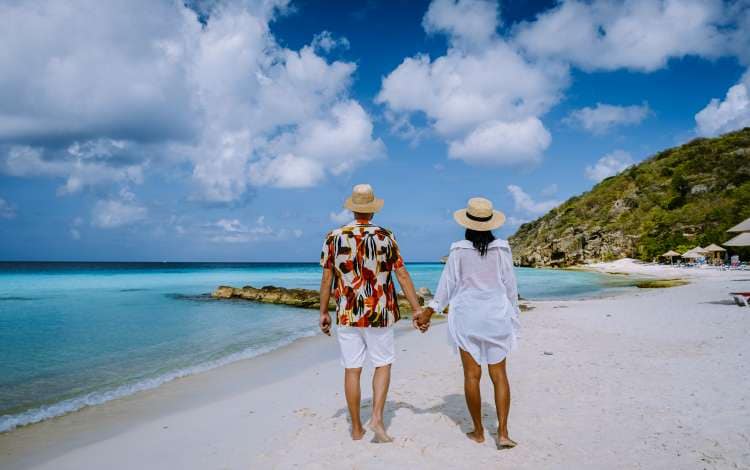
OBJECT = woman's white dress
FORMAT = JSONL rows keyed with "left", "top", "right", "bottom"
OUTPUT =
{"left": 427, "top": 239, "right": 521, "bottom": 365}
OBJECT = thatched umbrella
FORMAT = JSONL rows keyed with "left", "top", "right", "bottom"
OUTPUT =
{"left": 704, "top": 243, "right": 726, "bottom": 263}
{"left": 725, "top": 232, "right": 750, "bottom": 247}
{"left": 660, "top": 250, "right": 681, "bottom": 264}
{"left": 727, "top": 217, "right": 750, "bottom": 233}
{"left": 681, "top": 250, "right": 701, "bottom": 259}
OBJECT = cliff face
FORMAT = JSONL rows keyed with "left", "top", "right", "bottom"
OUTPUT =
{"left": 509, "top": 128, "right": 750, "bottom": 267}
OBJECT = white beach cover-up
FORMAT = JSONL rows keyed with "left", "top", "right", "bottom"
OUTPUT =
{"left": 428, "top": 239, "right": 521, "bottom": 365}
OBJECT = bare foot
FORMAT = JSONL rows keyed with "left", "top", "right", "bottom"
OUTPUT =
{"left": 351, "top": 426, "right": 366, "bottom": 441}
{"left": 466, "top": 429, "right": 485, "bottom": 443}
{"left": 367, "top": 421, "right": 393, "bottom": 443}
{"left": 497, "top": 436, "right": 517, "bottom": 449}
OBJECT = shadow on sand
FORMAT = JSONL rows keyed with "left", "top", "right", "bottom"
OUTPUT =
{"left": 333, "top": 394, "right": 499, "bottom": 441}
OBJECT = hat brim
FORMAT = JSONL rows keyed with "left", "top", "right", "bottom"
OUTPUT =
{"left": 453, "top": 209, "right": 505, "bottom": 231}
{"left": 344, "top": 197, "right": 384, "bottom": 213}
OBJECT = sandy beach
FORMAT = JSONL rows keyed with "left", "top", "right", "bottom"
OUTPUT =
{"left": 2, "top": 260, "right": 749, "bottom": 469}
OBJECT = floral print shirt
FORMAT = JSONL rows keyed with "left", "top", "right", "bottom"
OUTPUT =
{"left": 320, "top": 219, "right": 405, "bottom": 327}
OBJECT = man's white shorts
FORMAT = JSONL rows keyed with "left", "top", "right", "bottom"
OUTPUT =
{"left": 336, "top": 326, "right": 395, "bottom": 369}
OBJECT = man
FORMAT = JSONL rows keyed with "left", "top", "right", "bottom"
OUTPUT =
{"left": 319, "top": 183, "right": 423, "bottom": 443}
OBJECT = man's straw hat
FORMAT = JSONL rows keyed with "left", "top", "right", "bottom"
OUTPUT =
{"left": 453, "top": 197, "right": 505, "bottom": 231}
{"left": 344, "top": 184, "right": 384, "bottom": 213}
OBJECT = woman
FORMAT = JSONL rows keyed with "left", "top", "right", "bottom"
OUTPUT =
{"left": 419, "top": 197, "right": 520, "bottom": 449}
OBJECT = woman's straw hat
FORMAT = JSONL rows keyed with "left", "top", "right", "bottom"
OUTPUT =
{"left": 344, "top": 184, "right": 384, "bottom": 213}
{"left": 454, "top": 197, "right": 505, "bottom": 231}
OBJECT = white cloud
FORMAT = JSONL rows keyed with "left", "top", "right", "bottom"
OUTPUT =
{"left": 70, "top": 217, "right": 83, "bottom": 239}
{"left": 312, "top": 31, "right": 350, "bottom": 52}
{"left": 3, "top": 142, "right": 144, "bottom": 195}
{"left": 514, "top": 0, "right": 726, "bottom": 72}
{"left": 377, "top": 1, "right": 567, "bottom": 167}
{"left": 565, "top": 102, "right": 651, "bottom": 134}
{"left": 506, "top": 216, "right": 530, "bottom": 227}
{"left": 422, "top": 0, "right": 499, "bottom": 48}
{"left": 208, "top": 216, "right": 299, "bottom": 243}
{"left": 329, "top": 209, "right": 351, "bottom": 224}
{"left": 540, "top": 183, "right": 558, "bottom": 196}
{"left": 448, "top": 117, "right": 551, "bottom": 165}
{"left": 0, "top": 0, "right": 381, "bottom": 202}
{"left": 507, "top": 184, "right": 561, "bottom": 215}
{"left": 584, "top": 150, "right": 634, "bottom": 182}
{"left": 91, "top": 199, "right": 147, "bottom": 228}
{"left": 248, "top": 101, "right": 383, "bottom": 188}
{"left": 0, "top": 197, "right": 16, "bottom": 219}
{"left": 695, "top": 74, "right": 750, "bottom": 136}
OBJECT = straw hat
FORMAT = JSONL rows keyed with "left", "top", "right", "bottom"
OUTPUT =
{"left": 454, "top": 197, "right": 505, "bottom": 231}
{"left": 344, "top": 184, "right": 384, "bottom": 213}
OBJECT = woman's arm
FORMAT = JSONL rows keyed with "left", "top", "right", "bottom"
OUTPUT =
{"left": 500, "top": 247, "right": 521, "bottom": 332}
{"left": 427, "top": 252, "right": 457, "bottom": 316}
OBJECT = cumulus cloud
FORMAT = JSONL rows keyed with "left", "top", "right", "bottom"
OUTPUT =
{"left": 695, "top": 74, "right": 750, "bottom": 136}
{"left": 507, "top": 184, "right": 561, "bottom": 215}
{"left": 378, "top": 0, "right": 567, "bottom": 166}
{"left": 2, "top": 141, "right": 144, "bottom": 195}
{"left": 312, "top": 31, "right": 350, "bottom": 52}
{"left": 565, "top": 102, "right": 651, "bottom": 134}
{"left": 91, "top": 198, "right": 147, "bottom": 229}
{"left": 0, "top": 0, "right": 381, "bottom": 202}
{"left": 514, "top": 0, "right": 726, "bottom": 72}
{"left": 584, "top": 150, "right": 634, "bottom": 182}
{"left": 422, "top": 0, "right": 499, "bottom": 48}
{"left": 0, "top": 197, "right": 16, "bottom": 219}
{"left": 448, "top": 118, "right": 551, "bottom": 165}
{"left": 329, "top": 209, "right": 351, "bottom": 224}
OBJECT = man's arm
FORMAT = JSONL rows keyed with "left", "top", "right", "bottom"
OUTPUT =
{"left": 395, "top": 265, "right": 423, "bottom": 317}
{"left": 319, "top": 268, "right": 333, "bottom": 336}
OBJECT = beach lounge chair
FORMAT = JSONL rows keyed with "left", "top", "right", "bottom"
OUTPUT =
{"left": 730, "top": 292, "right": 750, "bottom": 307}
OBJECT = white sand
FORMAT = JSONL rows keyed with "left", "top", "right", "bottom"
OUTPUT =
{"left": 2, "top": 263, "right": 750, "bottom": 469}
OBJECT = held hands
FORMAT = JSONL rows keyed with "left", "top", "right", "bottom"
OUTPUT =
{"left": 412, "top": 307, "right": 434, "bottom": 333}
{"left": 319, "top": 311, "right": 332, "bottom": 336}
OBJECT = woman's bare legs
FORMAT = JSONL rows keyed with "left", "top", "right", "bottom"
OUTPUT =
{"left": 488, "top": 358, "right": 516, "bottom": 448}
{"left": 459, "top": 348, "right": 485, "bottom": 443}
{"left": 344, "top": 367, "right": 366, "bottom": 440}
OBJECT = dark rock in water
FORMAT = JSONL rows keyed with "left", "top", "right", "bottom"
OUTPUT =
{"left": 211, "top": 285, "right": 426, "bottom": 313}
{"left": 166, "top": 293, "right": 213, "bottom": 302}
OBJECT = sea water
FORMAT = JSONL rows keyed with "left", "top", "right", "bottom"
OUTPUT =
{"left": 0, "top": 262, "right": 626, "bottom": 432}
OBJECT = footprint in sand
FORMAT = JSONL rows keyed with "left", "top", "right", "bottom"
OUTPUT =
{"left": 293, "top": 408, "right": 318, "bottom": 418}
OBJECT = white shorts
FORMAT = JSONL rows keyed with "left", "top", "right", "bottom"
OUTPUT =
{"left": 336, "top": 326, "right": 395, "bottom": 369}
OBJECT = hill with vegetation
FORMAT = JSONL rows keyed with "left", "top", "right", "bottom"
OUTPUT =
{"left": 509, "top": 128, "right": 750, "bottom": 267}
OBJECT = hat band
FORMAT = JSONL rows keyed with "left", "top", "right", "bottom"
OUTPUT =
{"left": 466, "top": 212, "right": 492, "bottom": 222}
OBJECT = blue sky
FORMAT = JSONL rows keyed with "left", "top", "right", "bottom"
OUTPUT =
{"left": 0, "top": 0, "right": 748, "bottom": 262}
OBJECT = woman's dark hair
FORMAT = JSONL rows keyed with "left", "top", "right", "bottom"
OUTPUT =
{"left": 465, "top": 229, "right": 495, "bottom": 256}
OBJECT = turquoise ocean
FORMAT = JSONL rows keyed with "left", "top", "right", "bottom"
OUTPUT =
{"left": 0, "top": 262, "right": 629, "bottom": 432}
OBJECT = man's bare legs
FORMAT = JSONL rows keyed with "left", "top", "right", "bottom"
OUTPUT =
{"left": 368, "top": 364, "right": 393, "bottom": 443}
{"left": 459, "top": 349, "right": 485, "bottom": 443}
{"left": 344, "top": 368, "right": 366, "bottom": 440}
{"left": 488, "top": 359, "right": 516, "bottom": 448}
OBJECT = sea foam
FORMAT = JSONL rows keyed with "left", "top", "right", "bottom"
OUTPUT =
{"left": 0, "top": 329, "right": 316, "bottom": 433}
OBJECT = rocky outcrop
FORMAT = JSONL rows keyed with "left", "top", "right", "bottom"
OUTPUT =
{"left": 212, "top": 284, "right": 424, "bottom": 313}
{"left": 511, "top": 225, "right": 639, "bottom": 267}
{"left": 509, "top": 128, "right": 750, "bottom": 267}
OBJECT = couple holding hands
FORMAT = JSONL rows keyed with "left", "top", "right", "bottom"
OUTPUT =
{"left": 319, "top": 184, "right": 520, "bottom": 449}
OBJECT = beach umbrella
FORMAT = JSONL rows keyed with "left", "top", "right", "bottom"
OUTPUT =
{"left": 703, "top": 243, "right": 726, "bottom": 264}
{"left": 724, "top": 232, "right": 750, "bottom": 247}
{"left": 681, "top": 250, "right": 701, "bottom": 259}
{"left": 691, "top": 245, "right": 708, "bottom": 254}
{"left": 727, "top": 217, "right": 750, "bottom": 233}
{"left": 704, "top": 243, "right": 726, "bottom": 252}
{"left": 661, "top": 250, "right": 681, "bottom": 264}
